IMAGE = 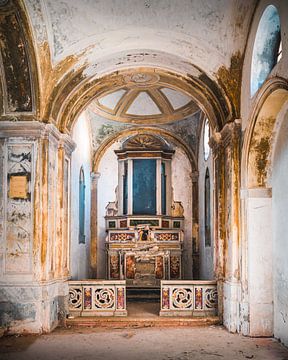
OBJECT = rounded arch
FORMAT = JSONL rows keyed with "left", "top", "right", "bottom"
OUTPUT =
{"left": 92, "top": 126, "right": 197, "bottom": 174}
{"left": 0, "top": 0, "right": 40, "bottom": 117}
{"left": 48, "top": 62, "right": 231, "bottom": 134}
{"left": 242, "top": 77, "right": 288, "bottom": 188}
{"left": 241, "top": 77, "right": 288, "bottom": 337}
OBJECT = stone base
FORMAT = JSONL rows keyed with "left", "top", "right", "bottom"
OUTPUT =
{"left": 160, "top": 310, "right": 217, "bottom": 317}
{"left": 0, "top": 280, "right": 69, "bottom": 334}
{"left": 70, "top": 310, "right": 127, "bottom": 317}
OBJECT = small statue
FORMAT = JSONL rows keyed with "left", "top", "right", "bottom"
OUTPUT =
{"left": 105, "top": 201, "right": 118, "bottom": 216}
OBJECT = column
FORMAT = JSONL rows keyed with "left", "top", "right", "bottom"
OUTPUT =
{"left": 242, "top": 187, "right": 273, "bottom": 336}
{"left": 0, "top": 121, "right": 76, "bottom": 334}
{"left": 90, "top": 171, "right": 101, "bottom": 277}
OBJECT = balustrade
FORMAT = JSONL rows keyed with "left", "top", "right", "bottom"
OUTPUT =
{"left": 160, "top": 280, "right": 217, "bottom": 316}
{"left": 68, "top": 280, "right": 127, "bottom": 317}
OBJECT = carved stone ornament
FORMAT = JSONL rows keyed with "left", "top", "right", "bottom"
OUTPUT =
{"left": 123, "top": 72, "right": 160, "bottom": 87}
{"left": 123, "top": 134, "right": 168, "bottom": 150}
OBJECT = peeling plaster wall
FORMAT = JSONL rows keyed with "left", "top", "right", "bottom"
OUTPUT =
{"left": 97, "top": 141, "right": 120, "bottom": 278}
{"left": 71, "top": 113, "right": 92, "bottom": 280}
{"left": 272, "top": 105, "right": 288, "bottom": 347}
{"left": 198, "top": 121, "right": 214, "bottom": 280}
{"left": 0, "top": 122, "right": 74, "bottom": 334}
{"left": 171, "top": 147, "right": 193, "bottom": 279}
{"left": 27, "top": 0, "right": 255, "bottom": 76}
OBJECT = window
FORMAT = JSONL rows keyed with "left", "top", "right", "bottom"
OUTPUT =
{"left": 251, "top": 5, "right": 281, "bottom": 96}
{"left": 79, "top": 167, "right": 85, "bottom": 244}
{"left": 205, "top": 169, "right": 211, "bottom": 247}
{"left": 203, "top": 118, "right": 210, "bottom": 161}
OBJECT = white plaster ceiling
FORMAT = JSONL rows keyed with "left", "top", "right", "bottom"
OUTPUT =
{"left": 25, "top": 0, "right": 257, "bottom": 76}
{"left": 88, "top": 71, "right": 200, "bottom": 124}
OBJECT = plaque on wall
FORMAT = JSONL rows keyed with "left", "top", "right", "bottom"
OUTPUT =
{"left": 9, "top": 175, "right": 28, "bottom": 199}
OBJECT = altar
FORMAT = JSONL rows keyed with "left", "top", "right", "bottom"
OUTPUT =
{"left": 106, "top": 216, "right": 183, "bottom": 286}
{"left": 105, "top": 134, "right": 185, "bottom": 287}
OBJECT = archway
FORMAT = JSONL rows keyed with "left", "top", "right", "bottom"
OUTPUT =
{"left": 242, "top": 80, "right": 288, "bottom": 340}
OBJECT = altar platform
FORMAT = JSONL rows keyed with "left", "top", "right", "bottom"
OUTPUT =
{"left": 65, "top": 301, "right": 220, "bottom": 329}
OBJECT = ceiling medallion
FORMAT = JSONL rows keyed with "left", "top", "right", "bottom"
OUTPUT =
{"left": 123, "top": 72, "right": 160, "bottom": 87}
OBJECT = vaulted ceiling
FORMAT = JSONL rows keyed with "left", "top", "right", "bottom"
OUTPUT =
{"left": 0, "top": 0, "right": 258, "bottom": 130}
{"left": 89, "top": 71, "right": 199, "bottom": 124}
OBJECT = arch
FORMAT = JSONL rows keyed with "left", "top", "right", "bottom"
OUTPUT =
{"left": 250, "top": 5, "right": 281, "bottom": 97}
{"left": 242, "top": 78, "right": 288, "bottom": 188}
{"left": 92, "top": 126, "right": 197, "bottom": 174}
{"left": 0, "top": 0, "right": 40, "bottom": 117}
{"left": 241, "top": 78, "right": 288, "bottom": 337}
{"left": 49, "top": 64, "right": 231, "bottom": 134}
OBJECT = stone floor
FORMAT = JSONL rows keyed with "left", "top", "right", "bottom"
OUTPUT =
{"left": 1, "top": 326, "right": 288, "bottom": 360}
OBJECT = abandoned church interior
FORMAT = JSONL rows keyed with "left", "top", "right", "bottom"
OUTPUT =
{"left": 0, "top": 0, "right": 288, "bottom": 355}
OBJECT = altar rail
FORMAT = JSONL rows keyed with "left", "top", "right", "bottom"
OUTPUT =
{"left": 160, "top": 280, "right": 218, "bottom": 317}
{"left": 68, "top": 280, "right": 127, "bottom": 317}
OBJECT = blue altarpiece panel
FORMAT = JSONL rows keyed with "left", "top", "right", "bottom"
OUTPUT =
{"left": 133, "top": 159, "right": 156, "bottom": 215}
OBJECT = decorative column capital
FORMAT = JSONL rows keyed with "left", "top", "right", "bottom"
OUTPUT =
{"left": 91, "top": 172, "right": 101, "bottom": 182}
{"left": 209, "top": 119, "right": 242, "bottom": 155}
{"left": 191, "top": 171, "right": 199, "bottom": 182}
{"left": 60, "top": 133, "right": 76, "bottom": 156}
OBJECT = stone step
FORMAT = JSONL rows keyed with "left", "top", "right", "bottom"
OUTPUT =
{"left": 126, "top": 287, "right": 160, "bottom": 302}
{"left": 65, "top": 316, "right": 220, "bottom": 329}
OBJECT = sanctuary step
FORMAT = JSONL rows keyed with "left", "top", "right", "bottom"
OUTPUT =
{"left": 65, "top": 316, "right": 220, "bottom": 329}
{"left": 126, "top": 287, "right": 160, "bottom": 302}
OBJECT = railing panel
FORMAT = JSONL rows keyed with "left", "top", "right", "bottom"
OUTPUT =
{"left": 69, "top": 280, "right": 127, "bottom": 317}
{"left": 160, "top": 280, "right": 218, "bottom": 316}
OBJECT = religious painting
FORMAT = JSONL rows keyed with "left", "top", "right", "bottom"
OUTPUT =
{"left": 162, "top": 220, "right": 169, "bottom": 228}
{"left": 120, "top": 220, "right": 127, "bottom": 228}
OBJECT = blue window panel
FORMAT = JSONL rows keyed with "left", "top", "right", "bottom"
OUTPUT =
{"left": 133, "top": 159, "right": 156, "bottom": 215}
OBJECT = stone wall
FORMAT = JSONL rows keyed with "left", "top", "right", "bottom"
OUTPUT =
{"left": 0, "top": 122, "right": 75, "bottom": 334}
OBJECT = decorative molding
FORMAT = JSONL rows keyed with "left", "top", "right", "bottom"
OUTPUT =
{"left": 209, "top": 119, "right": 242, "bottom": 153}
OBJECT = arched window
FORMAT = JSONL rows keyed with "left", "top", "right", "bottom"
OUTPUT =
{"left": 205, "top": 169, "right": 211, "bottom": 247}
{"left": 79, "top": 167, "right": 85, "bottom": 244}
{"left": 203, "top": 118, "right": 210, "bottom": 161}
{"left": 251, "top": 5, "right": 281, "bottom": 96}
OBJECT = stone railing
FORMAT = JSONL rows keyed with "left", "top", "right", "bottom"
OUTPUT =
{"left": 68, "top": 280, "right": 127, "bottom": 317}
{"left": 160, "top": 280, "right": 218, "bottom": 317}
